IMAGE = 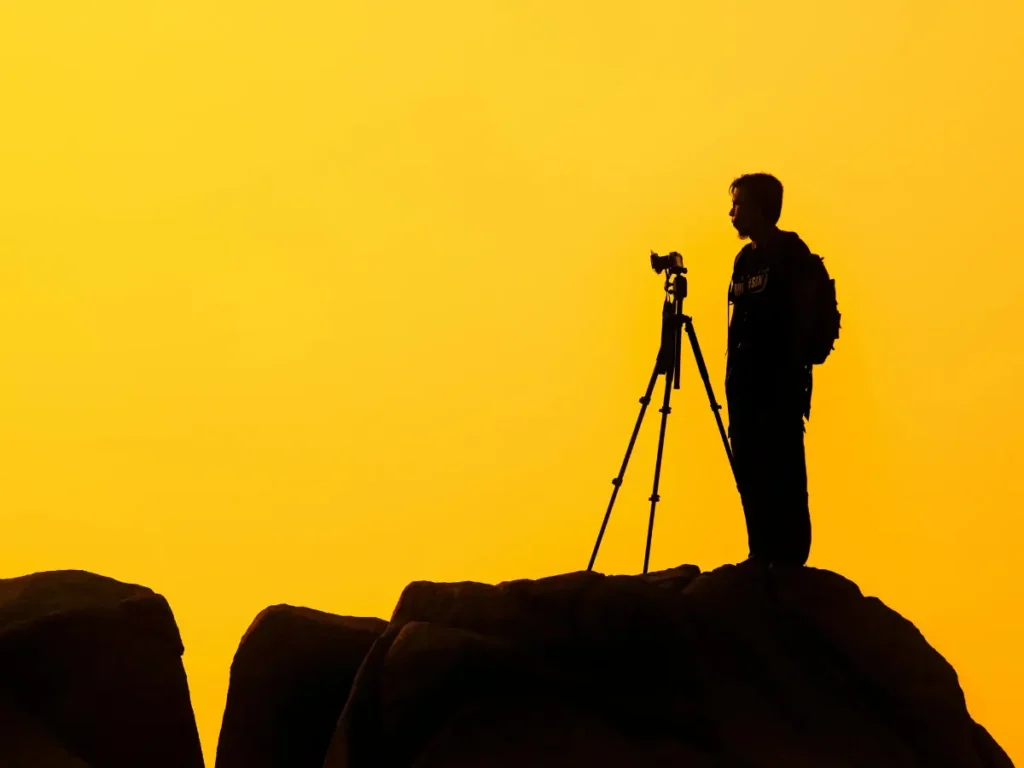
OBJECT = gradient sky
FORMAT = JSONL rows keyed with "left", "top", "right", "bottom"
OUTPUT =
{"left": 1, "top": 0, "right": 1021, "bottom": 762}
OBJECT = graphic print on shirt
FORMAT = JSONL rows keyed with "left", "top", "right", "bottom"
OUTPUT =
{"left": 746, "top": 267, "right": 770, "bottom": 294}
{"left": 732, "top": 267, "right": 770, "bottom": 299}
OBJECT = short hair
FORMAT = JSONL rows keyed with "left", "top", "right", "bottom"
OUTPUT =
{"left": 729, "top": 173, "right": 783, "bottom": 225}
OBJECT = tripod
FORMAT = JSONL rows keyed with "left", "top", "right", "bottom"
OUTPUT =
{"left": 587, "top": 261, "right": 736, "bottom": 574}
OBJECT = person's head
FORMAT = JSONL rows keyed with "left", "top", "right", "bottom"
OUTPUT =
{"left": 729, "top": 173, "right": 783, "bottom": 242}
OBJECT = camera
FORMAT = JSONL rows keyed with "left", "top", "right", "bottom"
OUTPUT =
{"left": 650, "top": 250, "right": 686, "bottom": 275}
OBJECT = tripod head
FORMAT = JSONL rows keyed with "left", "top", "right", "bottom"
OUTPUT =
{"left": 650, "top": 250, "right": 688, "bottom": 302}
{"left": 649, "top": 251, "right": 689, "bottom": 385}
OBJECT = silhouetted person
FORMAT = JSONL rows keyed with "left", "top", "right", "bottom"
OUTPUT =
{"left": 726, "top": 173, "right": 835, "bottom": 568}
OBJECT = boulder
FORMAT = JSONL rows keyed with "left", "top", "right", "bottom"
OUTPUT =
{"left": 0, "top": 570, "right": 204, "bottom": 768}
{"left": 322, "top": 561, "right": 1013, "bottom": 768}
{"left": 215, "top": 605, "right": 386, "bottom": 768}
{"left": 0, "top": 690, "right": 92, "bottom": 767}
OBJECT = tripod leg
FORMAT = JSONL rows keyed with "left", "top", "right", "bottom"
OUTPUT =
{"left": 644, "top": 361, "right": 675, "bottom": 575}
{"left": 682, "top": 318, "right": 736, "bottom": 480}
{"left": 587, "top": 362, "right": 661, "bottom": 572}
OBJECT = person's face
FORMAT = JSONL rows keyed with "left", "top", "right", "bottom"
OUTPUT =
{"left": 729, "top": 187, "right": 762, "bottom": 240}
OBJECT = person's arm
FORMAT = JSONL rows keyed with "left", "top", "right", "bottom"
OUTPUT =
{"left": 762, "top": 255, "right": 815, "bottom": 409}
{"left": 787, "top": 264, "right": 817, "bottom": 366}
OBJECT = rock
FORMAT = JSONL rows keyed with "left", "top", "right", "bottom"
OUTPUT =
{"left": 0, "top": 570, "right": 204, "bottom": 768}
{"left": 0, "top": 690, "right": 92, "bottom": 767}
{"left": 323, "top": 562, "right": 1013, "bottom": 768}
{"left": 215, "top": 605, "right": 387, "bottom": 768}
{"left": 411, "top": 694, "right": 723, "bottom": 768}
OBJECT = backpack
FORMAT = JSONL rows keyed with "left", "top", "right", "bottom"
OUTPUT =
{"left": 802, "top": 253, "right": 841, "bottom": 365}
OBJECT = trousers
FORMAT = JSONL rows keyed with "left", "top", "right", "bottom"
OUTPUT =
{"left": 727, "top": 401, "right": 811, "bottom": 566}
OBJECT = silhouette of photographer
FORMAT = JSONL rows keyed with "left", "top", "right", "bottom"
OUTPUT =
{"left": 726, "top": 173, "right": 839, "bottom": 569}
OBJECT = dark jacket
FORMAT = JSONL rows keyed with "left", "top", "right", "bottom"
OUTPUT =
{"left": 726, "top": 230, "right": 816, "bottom": 420}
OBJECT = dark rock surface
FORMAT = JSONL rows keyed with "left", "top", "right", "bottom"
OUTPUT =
{"left": 0, "top": 691, "right": 91, "bottom": 767}
{"left": 319, "top": 562, "right": 1013, "bottom": 768}
{"left": 0, "top": 570, "right": 204, "bottom": 768}
{"left": 215, "top": 605, "right": 387, "bottom": 768}
{"left": 3, "top": 563, "right": 1011, "bottom": 768}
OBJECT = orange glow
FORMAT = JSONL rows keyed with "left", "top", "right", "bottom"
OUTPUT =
{"left": 1, "top": 1, "right": 1021, "bottom": 761}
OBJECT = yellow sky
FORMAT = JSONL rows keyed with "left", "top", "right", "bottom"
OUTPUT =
{"left": 1, "top": 0, "right": 1021, "bottom": 762}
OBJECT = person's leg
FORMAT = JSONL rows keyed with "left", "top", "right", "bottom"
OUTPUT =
{"left": 728, "top": 419, "right": 773, "bottom": 561}
{"left": 760, "top": 410, "right": 811, "bottom": 566}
